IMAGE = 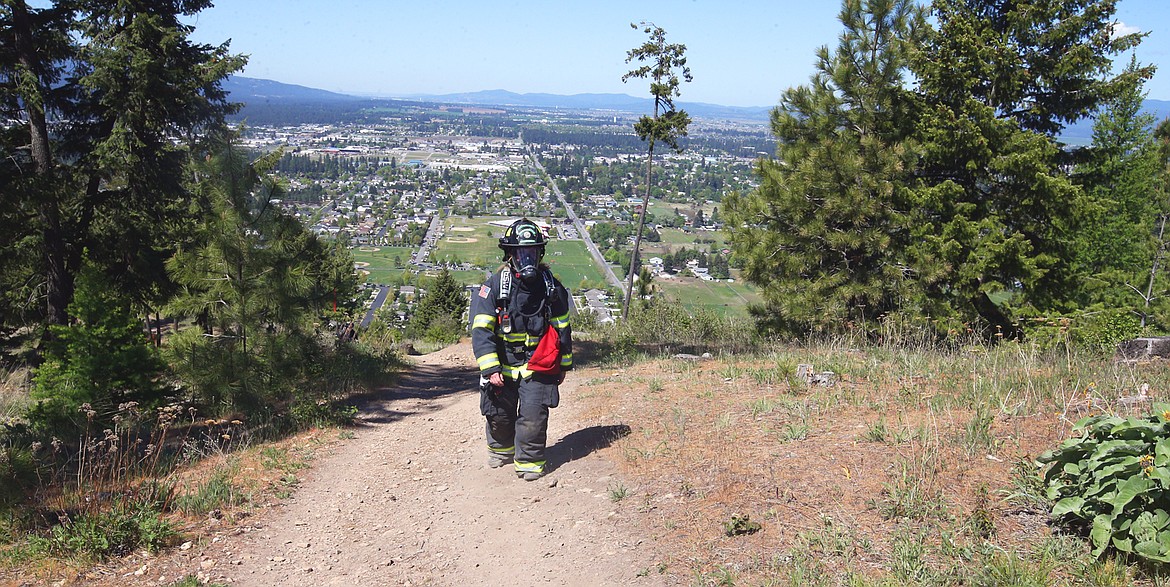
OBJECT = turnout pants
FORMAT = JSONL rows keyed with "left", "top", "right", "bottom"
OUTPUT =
{"left": 481, "top": 373, "right": 561, "bottom": 474}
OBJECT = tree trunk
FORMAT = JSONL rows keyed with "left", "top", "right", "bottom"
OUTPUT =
{"left": 1141, "top": 213, "right": 1168, "bottom": 328}
{"left": 11, "top": 1, "right": 72, "bottom": 326}
{"left": 623, "top": 141, "right": 655, "bottom": 320}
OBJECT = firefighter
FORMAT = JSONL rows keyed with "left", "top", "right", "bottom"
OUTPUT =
{"left": 470, "top": 218, "right": 573, "bottom": 481}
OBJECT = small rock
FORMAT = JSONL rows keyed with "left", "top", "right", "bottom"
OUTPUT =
{"left": 547, "top": 478, "right": 558, "bottom": 488}
{"left": 133, "top": 564, "right": 148, "bottom": 576}
{"left": 179, "top": 541, "right": 192, "bottom": 551}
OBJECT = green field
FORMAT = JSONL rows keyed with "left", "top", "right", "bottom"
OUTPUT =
{"left": 430, "top": 215, "right": 510, "bottom": 270}
{"left": 650, "top": 227, "right": 728, "bottom": 250}
{"left": 353, "top": 216, "right": 612, "bottom": 290}
{"left": 352, "top": 215, "right": 752, "bottom": 316}
{"left": 655, "top": 274, "right": 760, "bottom": 318}
{"left": 543, "top": 239, "right": 611, "bottom": 291}
{"left": 351, "top": 246, "right": 416, "bottom": 285}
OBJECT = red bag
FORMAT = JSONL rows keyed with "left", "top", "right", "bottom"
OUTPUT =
{"left": 527, "top": 327, "right": 562, "bottom": 374}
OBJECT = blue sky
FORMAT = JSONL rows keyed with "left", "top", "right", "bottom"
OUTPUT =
{"left": 181, "top": 0, "right": 1170, "bottom": 108}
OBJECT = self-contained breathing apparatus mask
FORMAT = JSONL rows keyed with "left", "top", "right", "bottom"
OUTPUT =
{"left": 510, "top": 246, "right": 544, "bottom": 283}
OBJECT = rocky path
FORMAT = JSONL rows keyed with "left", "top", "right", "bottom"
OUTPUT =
{"left": 91, "top": 341, "right": 665, "bottom": 587}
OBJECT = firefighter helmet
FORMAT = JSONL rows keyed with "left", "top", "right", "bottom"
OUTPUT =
{"left": 498, "top": 218, "right": 547, "bottom": 250}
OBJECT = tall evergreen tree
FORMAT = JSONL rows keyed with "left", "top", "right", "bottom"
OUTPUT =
{"left": 907, "top": 0, "right": 1152, "bottom": 336}
{"left": 724, "top": 0, "right": 924, "bottom": 336}
{"left": 0, "top": 1, "right": 244, "bottom": 332}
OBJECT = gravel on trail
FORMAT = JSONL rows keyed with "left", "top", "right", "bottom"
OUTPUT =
{"left": 82, "top": 340, "right": 668, "bottom": 587}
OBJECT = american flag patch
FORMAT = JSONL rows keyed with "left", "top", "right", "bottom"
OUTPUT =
{"left": 479, "top": 285, "right": 491, "bottom": 298}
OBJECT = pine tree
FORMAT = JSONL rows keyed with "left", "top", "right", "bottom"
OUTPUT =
{"left": 724, "top": 0, "right": 924, "bottom": 336}
{"left": 166, "top": 143, "right": 357, "bottom": 410}
{"left": 31, "top": 258, "right": 166, "bottom": 430}
{"left": 0, "top": 1, "right": 244, "bottom": 332}
{"left": 907, "top": 0, "right": 1152, "bottom": 336}
{"left": 1074, "top": 58, "right": 1163, "bottom": 322}
{"left": 407, "top": 268, "right": 468, "bottom": 343}
{"left": 621, "top": 22, "right": 692, "bottom": 320}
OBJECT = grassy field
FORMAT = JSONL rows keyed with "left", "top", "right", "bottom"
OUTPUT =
{"left": 430, "top": 215, "right": 510, "bottom": 270}
{"left": 354, "top": 216, "right": 612, "bottom": 290}
{"left": 646, "top": 227, "right": 728, "bottom": 253}
{"left": 543, "top": 239, "right": 611, "bottom": 291}
{"left": 570, "top": 322, "right": 1170, "bottom": 586}
{"left": 655, "top": 274, "right": 760, "bottom": 318}
{"left": 351, "top": 246, "right": 415, "bottom": 285}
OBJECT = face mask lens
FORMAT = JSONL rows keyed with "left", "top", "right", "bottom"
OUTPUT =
{"left": 515, "top": 247, "right": 539, "bottom": 268}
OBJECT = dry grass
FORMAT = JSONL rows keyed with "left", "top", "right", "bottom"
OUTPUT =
{"left": 0, "top": 364, "right": 31, "bottom": 419}
{"left": 573, "top": 342, "right": 1170, "bottom": 585}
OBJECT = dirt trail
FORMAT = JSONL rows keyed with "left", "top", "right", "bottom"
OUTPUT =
{"left": 93, "top": 341, "right": 667, "bottom": 587}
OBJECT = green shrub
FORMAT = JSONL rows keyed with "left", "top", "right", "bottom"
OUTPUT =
{"left": 1038, "top": 404, "right": 1170, "bottom": 563}
{"left": 30, "top": 499, "right": 177, "bottom": 560}
{"left": 1022, "top": 309, "right": 1141, "bottom": 354}
{"left": 29, "top": 261, "right": 166, "bottom": 433}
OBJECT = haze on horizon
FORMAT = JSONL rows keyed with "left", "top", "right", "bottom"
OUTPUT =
{"left": 185, "top": 0, "right": 1170, "bottom": 109}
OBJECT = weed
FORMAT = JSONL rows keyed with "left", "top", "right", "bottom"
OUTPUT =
{"left": 966, "top": 484, "right": 996, "bottom": 540}
{"left": 275, "top": 473, "right": 300, "bottom": 499}
{"left": 173, "top": 463, "right": 244, "bottom": 516}
{"left": 862, "top": 418, "right": 888, "bottom": 443}
{"left": 779, "top": 552, "right": 830, "bottom": 587}
{"left": 693, "top": 564, "right": 738, "bottom": 586}
{"left": 647, "top": 378, "right": 664, "bottom": 393}
{"left": 972, "top": 550, "right": 1052, "bottom": 587}
{"left": 748, "top": 365, "right": 787, "bottom": 386}
{"left": 723, "top": 513, "right": 761, "bottom": 536}
{"left": 1082, "top": 557, "right": 1133, "bottom": 587}
{"left": 168, "top": 576, "right": 230, "bottom": 587}
{"left": 749, "top": 397, "right": 777, "bottom": 417}
{"left": 959, "top": 403, "right": 999, "bottom": 458}
{"left": 795, "top": 515, "right": 863, "bottom": 561}
{"left": 890, "top": 529, "right": 933, "bottom": 584}
{"left": 875, "top": 456, "right": 948, "bottom": 522}
{"left": 717, "top": 362, "right": 744, "bottom": 380}
{"left": 778, "top": 422, "right": 810, "bottom": 443}
{"left": 259, "top": 446, "right": 307, "bottom": 473}
{"left": 998, "top": 457, "right": 1049, "bottom": 513}
{"left": 28, "top": 498, "right": 177, "bottom": 561}
{"left": 608, "top": 482, "right": 629, "bottom": 502}
{"left": 338, "top": 430, "right": 355, "bottom": 440}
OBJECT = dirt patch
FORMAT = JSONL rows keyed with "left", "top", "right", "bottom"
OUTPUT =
{"left": 357, "top": 247, "right": 380, "bottom": 252}
{"left": 450, "top": 227, "right": 475, "bottom": 232}
{"left": 81, "top": 342, "right": 665, "bottom": 587}
{"left": 444, "top": 237, "right": 478, "bottom": 243}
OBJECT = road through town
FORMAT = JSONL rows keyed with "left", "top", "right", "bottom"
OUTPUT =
{"left": 523, "top": 142, "right": 625, "bottom": 298}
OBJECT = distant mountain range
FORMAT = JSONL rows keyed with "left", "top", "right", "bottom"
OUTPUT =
{"left": 221, "top": 76, "right": 771, "bottom": 122}
{"left": 221, "top": 76, "right": 1170, "bottom": 142}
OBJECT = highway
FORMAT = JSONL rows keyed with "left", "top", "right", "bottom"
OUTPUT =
{"left": 523, "top": 143, "right": 625, "bottom": 298}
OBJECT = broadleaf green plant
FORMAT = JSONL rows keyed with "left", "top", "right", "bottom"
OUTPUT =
{"left": 1038, "top": 404, "right": 1170, "bottom": 562}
